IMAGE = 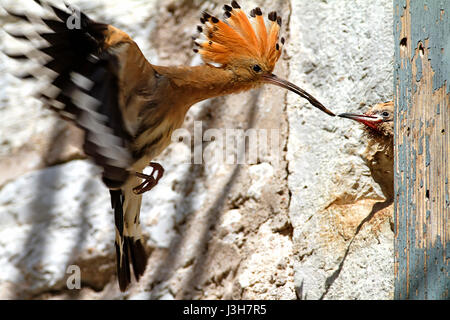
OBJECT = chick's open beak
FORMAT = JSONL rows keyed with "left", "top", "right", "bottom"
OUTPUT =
{"left": 338, "top": 112, "right": 382, "bottom": 130}
{"left": 262, "top": 73, "right": 335, "bottom": 117}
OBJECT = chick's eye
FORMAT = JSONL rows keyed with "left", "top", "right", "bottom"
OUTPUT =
{"left": 381, "top": 111, "right": 390, "bottom": 117}
{"left": 253, "top": 64, "right": 262, "bottom": 73}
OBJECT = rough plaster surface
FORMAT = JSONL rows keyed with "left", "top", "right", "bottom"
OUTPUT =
{"left": 0, "top": 0, "right": 393, "bottom": 299}
{"left": 287, "top": 0, "right": 394, "bottom": 299}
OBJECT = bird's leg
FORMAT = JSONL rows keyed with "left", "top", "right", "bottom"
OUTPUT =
{"left": 133, "top": 162, "right": 165, "bottom": 195}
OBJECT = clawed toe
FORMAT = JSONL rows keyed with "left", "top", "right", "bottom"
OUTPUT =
{"left": 132, "top": 162, "right": 165, "bottom": 195}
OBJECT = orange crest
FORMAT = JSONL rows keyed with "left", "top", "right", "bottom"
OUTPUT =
{"left": 193, "top": 1, "right": 284, "bottom": 72}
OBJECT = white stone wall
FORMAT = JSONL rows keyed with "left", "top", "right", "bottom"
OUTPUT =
{"left": 0, "top": 0, "right": 393, "bottom": 299}
{"left": 287, "top": 0, "right": 394, "bottom": 299}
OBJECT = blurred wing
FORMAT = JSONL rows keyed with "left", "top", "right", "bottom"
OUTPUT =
{"left": 3, "top": 0, "right": 154, "bottom": 188}
{"left": 3, "top": 0, "right": 158, "bottom": 292}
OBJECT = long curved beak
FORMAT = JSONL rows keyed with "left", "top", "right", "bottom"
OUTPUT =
{"left": 338, "top": 112, "right": 381, "bottom": 130}
{"left": 262, "top": 73, "right": 335, "bottom": 116}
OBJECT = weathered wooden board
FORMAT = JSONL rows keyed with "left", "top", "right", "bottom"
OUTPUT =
{"left": 394, "top": 0, "right": 449, "bottom": 299}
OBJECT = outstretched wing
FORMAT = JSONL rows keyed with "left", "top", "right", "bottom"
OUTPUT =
{"left": 3, "top": 0, "right": 154, "bottom": 188}
{"left": 3, "top": 0, "right": 157, "bottom": 291}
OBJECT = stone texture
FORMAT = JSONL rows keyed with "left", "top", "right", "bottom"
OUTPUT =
{"left": 0, "top": 0, "right": 394, "bottom": 300}
{"left": 287, "top": 0, "right": 394, "bottom": 299}
{"left": 0, "top": 160, "right": 114, "bottom": 298}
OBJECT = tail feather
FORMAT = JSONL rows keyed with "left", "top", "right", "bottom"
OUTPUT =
{"left": 128, "top": 237, "right": 147, "bottom": 281}
{"left": 115, "top": 237, "right": 131, "bottom": 291}
{"left": 110, "top": 184, "right": 147, "bottom": 292}
{"left": 110, "top": 189, "right": 130, "bottom": 291}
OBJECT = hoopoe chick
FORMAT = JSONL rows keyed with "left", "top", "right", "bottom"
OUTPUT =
{"left": 339, "top": 101, "right": 394, "bottom": 200}
{"left": 3, "top": 0, "right": 334, "bottom": 292}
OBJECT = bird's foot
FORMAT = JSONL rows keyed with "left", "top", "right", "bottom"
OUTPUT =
{"left": 133, "top": 162, "right": 165, "bottom": 195}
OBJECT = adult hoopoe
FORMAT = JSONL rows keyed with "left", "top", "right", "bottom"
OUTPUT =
{"left": 339, "top": 101, "right": 394, "bottom": 200}
{"left": 3, "top": 0, "right": 335, "bottom": 291}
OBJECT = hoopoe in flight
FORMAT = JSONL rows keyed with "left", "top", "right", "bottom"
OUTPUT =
{"left": 339, "top": 101, "right": 394, "bottom": 200}
{"left": 3, "top": 0, "right": 335, "bottom": 291}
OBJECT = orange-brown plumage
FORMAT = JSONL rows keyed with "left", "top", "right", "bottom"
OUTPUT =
{"left": 228, "top": 4, "right": 259, "bottom": 48}
{"left": 195, "top": 2, "right": 283, "bottom": 73}
{"left": 254, "top": 10, "right": 268, "bottom": 53}
{"left": 267, "top": 19, "right": 282, "bottom": 65}
{"left": 3, "top": 0, "right": 334, "bottom": 292}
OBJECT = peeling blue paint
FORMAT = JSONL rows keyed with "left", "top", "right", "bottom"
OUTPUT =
{"left": 409, "top": 1, "right": 450, "bottom": 94}
{"left": 446, "top": 178, "right": 449, "bottom": 208}
{"left": 418, "top": 136, "right": 423, "bottom": 155}
{"left": 394, "top": 0, "right": 449, "bottom": 300}
{"left": 446, "top": 184, "right": 449, "bottom": 207}
{"left": 415, "top": 53, "right": 423, "bottom": 82}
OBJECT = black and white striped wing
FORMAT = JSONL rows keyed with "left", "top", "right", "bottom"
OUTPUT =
{"left": 3, "top": 1, "right": 132, "bottom": 188}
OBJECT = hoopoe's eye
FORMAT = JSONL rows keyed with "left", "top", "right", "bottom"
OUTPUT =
{"left": 252, "top": 64, "right": 262, "bottom": 73}
{"left": 381, "top": 111, "right": 390, "bottom": 117}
